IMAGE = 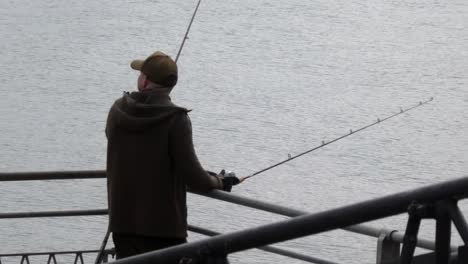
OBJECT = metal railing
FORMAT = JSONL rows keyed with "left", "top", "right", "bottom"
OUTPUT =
{"left": 0, "top": 171, "right": 339, "bottom": 264}
{"left": 0, "top": 170, "right": 450, "bottom": 248}
{"left": 1, "top": 171, "right": 467, "bottom": 264}
{"left": 0, "top": 249, "right": 115, "bottom": 264}
{"left": 111, "top": 176, "right": 468, "bottom": 264}
{"left": 0, "top": 211, "right": 337, "bottom": 264}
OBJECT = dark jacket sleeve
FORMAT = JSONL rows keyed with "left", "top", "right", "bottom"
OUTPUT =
{"left": 170, "top": 113, "right": 223, "bottom": 192}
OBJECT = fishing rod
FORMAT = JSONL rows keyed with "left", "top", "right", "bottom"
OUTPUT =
{"left": 175, "top": 0, "right": 203, "bottom": 63}
{"left": 94, "top": 1, "right": 203, "bottom": 263}
{"left": 241, "top": 97, "right": 434, "bottom": 182}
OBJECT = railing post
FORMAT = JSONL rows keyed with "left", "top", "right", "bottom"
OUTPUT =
{"left": 457, "top": 246, "right": 468, "bottom": 264}
{"left": 435, "top": 201, "right": 452, "bottom": 264}
{"left": 20, "top": 255, "right": 30, "bottom": 264}
{"left": 47, "top": 254, "right": 57, "bottom": 264}
{"left": 376, "top": 229, "right": 400, "bottom": 264}
{"left": 400, "top": 213, "right": 421, "bottom": 264}
{"left": 74, "top": 253, "right": 84, "bottom": 264}
{"left": 443, "top": 200, "right": 468, "bottom": 245}
{"left": 400, "top": 202, "right": 434, "bottom": 264}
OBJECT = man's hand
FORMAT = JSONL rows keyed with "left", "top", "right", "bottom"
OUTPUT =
{"left": 219, "top": 169, "right": 241, "bottom": 192}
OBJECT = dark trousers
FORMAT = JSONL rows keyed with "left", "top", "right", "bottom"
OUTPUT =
{"left": 113, "top": 233, "right": 187, "bottom": 260}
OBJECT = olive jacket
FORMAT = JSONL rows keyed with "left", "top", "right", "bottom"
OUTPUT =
{"left": 106, "top": 89, "right": 223, "bottom": 238}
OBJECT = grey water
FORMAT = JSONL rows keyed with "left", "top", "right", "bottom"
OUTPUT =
{"left": 0, "top": 0, "right": 467, "bottom": 263}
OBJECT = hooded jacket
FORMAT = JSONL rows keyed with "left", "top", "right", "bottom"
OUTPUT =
{"left": 106, "top": 89, "right": 223, "bottom": 238}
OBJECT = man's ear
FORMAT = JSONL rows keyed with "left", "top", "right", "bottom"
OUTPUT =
{"left": 143, "top": 77, "right": 150, "bottom": 88}
{"left": 138, "top": 73, "right": 149, "bottom": 90}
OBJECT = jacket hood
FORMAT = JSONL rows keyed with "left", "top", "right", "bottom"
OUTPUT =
{"left": 110, "top": 89, "right": 189, "bottom": 131}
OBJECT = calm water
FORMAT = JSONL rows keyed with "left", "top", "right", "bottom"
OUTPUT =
{"left": 0, "top": 0, "right": 467, "bottom": 263}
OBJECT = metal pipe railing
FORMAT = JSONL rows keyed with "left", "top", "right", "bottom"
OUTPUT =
{"left": 0, "top": 209, "right": 107, "bottom": 219}
{"left": 188, "top": 225, "right": 339, "bottom": 264}
{"left": 0, "top": 171, "right": 104, "bottom": 181}
{"left": 0, "top": 170, "right": 454, "bottom": 251}
{"left": 195, "top": 190, "right": 453, "bottom": 251}
{"left": 0, "top": 207, "right": 450, "bottom": 252}
{"left": 0, "top": 209, "right": 336, "bottom": 264}
{"left": 0, "top": 249, "right": 115, "bottom": 264}
{"left": 110, "top": 176, "right": 468, "bottom": 264}
{"left": 0, "top": 249, "right": 113, "bottom": 257}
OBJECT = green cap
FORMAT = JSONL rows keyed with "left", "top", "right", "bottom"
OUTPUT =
{"left": 130, "top": 51, "right": 178, "bottom": 87}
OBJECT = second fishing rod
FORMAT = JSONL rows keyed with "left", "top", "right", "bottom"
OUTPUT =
{"left": 241, "top": 97, "right": 434, "bottom": 182}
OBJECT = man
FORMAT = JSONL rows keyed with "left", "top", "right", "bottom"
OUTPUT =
{"left": 105, "top": 51, "right": 240, "bottom": 260}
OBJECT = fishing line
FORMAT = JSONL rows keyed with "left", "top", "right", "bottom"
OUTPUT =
{"left": 241, "top": 97, "right": 434, "bottom": 182}
{"left": 95, "top": 1, "right": 203, "bottom": 263}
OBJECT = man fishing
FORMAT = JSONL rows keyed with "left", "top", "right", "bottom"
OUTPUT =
{"left": 105, "top": 51, "right": 240, "bottom": 261}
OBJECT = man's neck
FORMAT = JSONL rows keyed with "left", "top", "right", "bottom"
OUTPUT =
{"left": 140, "top": 85, "right": 172, "bottom": 96}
